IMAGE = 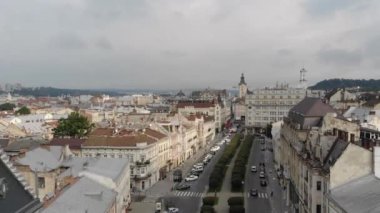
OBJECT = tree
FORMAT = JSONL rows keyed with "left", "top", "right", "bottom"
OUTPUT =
{"left": 0, "top": 103, "right": 16, "bottom": 111}
{"left": 265, "top": 123, "right": 273, "bottom": 139}
{"left": 53, "top": 112, "right": 94, "bottom": 138}
{"left": 15, "top": 106, "right": 31, "bottom": 115}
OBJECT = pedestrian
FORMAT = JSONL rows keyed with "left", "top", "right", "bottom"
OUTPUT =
{"left": 270, "top": 191, "right": 273, "bottom": 197}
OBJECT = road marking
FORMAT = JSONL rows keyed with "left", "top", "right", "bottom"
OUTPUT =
{"left": 265, "top": 193, "right": 268, "bottom": 198}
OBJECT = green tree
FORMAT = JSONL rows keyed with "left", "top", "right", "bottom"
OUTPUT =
{"left": 53, "top": 112, "right": 94, "bottom": 138}
{"left": 15, "top": 106, "right": 31, "bottom": 115}
{"left": 0, "top": 103, "right": 16, "bottom": 111}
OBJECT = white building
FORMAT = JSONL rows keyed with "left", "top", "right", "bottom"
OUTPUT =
{"left": 245, "top": 84, "right": 309, "bottom": 128}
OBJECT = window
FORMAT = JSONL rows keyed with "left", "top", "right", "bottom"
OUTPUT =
{"left": 317, "top": 181, "right": 321, "bottom": 191}
{"left": 119, "top": 154, "right": 123, "bottom": 158}
{"left": 316, "top": 204, "right": 321, "bottom": 213}
{"left": 38, "top": 177, "right": 45, "bottom": 188}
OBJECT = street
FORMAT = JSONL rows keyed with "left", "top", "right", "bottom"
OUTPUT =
{"left": 163, "top": 137, "right": 227, "bottom": 213}
{"left": 245, "top": 136, "right": 287, "bottom": 213}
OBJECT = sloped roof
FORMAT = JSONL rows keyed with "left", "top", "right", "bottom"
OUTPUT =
{"left": 177, "top": 101, "right": 215, "bottom": 108}
{"left": 322, "top": 139, "right": 349, "bottom": 171}
{"left": 16, "top": 146, "right": 63, "bottom": 172}
{"left": 42, "top": 177, "right": 116, "bottom": 213}
{"left": 0, "top": 150, "right": 42, "bottom": 213}
{"left": 329, "top": 174, "right": 380, "bottom": 213}
{"left": 49, "top": 138, "right": 85, "bottom": 150}
{"left": 290, "top": 97, "right": 336, "bottom": 117}
{"left": 84, "top": 134, "right": 156, "bottom": 147}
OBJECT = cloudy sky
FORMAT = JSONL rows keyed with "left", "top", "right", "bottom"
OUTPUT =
{"left": 0, "top": 0, "right": 379, "bottom": 90}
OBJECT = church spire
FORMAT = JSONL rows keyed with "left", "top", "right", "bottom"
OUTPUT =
{"left": 239, "top": 73, "right": 246, "bottom": 85}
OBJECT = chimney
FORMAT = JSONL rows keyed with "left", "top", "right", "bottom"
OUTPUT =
{"left": 374, "top": 147, "right": 380, "bottom": 178}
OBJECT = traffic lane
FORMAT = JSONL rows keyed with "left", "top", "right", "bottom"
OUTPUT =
{"left": 246, "top": 140, "right": 271, "bottom": 213}
{"left": 166, "top": 141, "right": 227, "bottom": 212}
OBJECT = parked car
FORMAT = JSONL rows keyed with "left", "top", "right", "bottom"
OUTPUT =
{"left": 185, "top": 175, "right": 199, "bottom": 182}
{"left": 194, "top": 163, "right": 204, "bottom": 167}
{"left": 176, "top": 184, "right": 190, "bottom": 191}
{"left": 251, "top": 166, "right": 257, "bottom": 172}
{"left": 168, "top": 207, "right": 179, "bottom": 213}
{"left": 250, "top": 189, "right": 258, "bottom": 197}
{"left": 259, "top": 171, "right": 265, "bottom": 179}
{"left": 210, "top": 146, "right": 220, "bottom": 152}
{"left": 261, "top": 146, "right": 265, "bottom": 151}
{"left": 192, "top": 167, "right": 203, "bottom": 173}
{"left": 260, "top": 180, "right": 267, "bottom": 187}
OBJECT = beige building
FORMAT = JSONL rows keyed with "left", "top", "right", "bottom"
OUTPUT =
{"left": 81, "top": 128, "right": 170, "bottom": 191}
{"left": 278, "top": 97, "right": 364, "bottom": 213}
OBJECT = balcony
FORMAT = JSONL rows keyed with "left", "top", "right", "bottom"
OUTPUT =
{"left": 135, "top": 160, "right": 150, "bottom": 167}
{"left": 133, "top": 172, "right": 152, "bottom": 180}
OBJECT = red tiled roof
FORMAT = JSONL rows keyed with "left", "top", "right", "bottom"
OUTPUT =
{"left": 49, "top": 138, "right": 85, "bottom": 149}
{"left": 177, "top": 101, "right": 215, "bottom": 108}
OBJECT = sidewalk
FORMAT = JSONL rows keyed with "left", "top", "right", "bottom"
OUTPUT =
{"left": 211, "top": 142, "right": 243, "bottom": 213}
{"left": 265, "top": 138, "right": 289, "bottom": 213}
{"left": 130, "top": 133, "right": 223, "bottom": 211}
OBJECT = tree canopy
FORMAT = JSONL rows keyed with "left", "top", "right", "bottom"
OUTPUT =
{"left": 15, "top": 106, "right": 31, "bottom": 115}
{"left": 53, "top": 112, "right": 94, "bottom": 138}
{"left": 0, "top": 103, "right": 16, "bottom": 111}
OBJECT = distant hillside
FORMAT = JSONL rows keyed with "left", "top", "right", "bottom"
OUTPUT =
{"left": 309, "top": 79, "right": 380, "bottom": 91}
{"left": 11, "top": 87, "right": 120, "bottom": 97}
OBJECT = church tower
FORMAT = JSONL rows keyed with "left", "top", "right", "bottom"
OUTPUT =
{"left": 239, "top": 73, "right": 248, "bottom": 98}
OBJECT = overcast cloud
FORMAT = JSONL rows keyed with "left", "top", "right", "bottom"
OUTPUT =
{"left": 0, "top": 0, "right": 379, "bottom": 90}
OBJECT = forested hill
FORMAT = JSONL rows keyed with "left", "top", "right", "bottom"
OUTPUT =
{"left": 10, "top": 87, "right": 120, "bottom": 97}
{"left": 309, "top": 79, "right": 380, "bottom": 91}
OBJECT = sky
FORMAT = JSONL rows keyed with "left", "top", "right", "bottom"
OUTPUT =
{"left": 0, "top": 0, "right": 379, "bottom": 90}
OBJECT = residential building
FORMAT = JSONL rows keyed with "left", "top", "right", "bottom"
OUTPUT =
{"left": 277, "top": 97, "right": 364, "bottom": 213}
{"left": 177, "top": 100, "right": 224, "bottom": 132}
{"left": 81, "top": 128, "right": 170, "bottom": 191}
{"left": 0, "top": 148, "right": 42, "bottom": 213}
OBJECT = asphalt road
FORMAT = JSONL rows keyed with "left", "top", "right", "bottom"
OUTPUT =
{"left": 163, "top": 135, "right": 227, "bottom": 213}
{"left": 245, "top": 136, "right": 287, "bottom": 213}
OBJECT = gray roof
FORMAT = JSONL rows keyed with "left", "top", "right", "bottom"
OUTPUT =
{"left": 42, "top": 177, "right": 116, "bottom": 213}
{"left": 0, "top": 150, "right": 42, "bottom": 213}
{"left": 290, "top": 97, "right": 336, "bottom": 117}
{"left": 330, "top": 174, "right": 380, "bottom": 213}
{"left": 4, "top": 137, "right": 45, "bottom": 152}
{"left": 61, "top": 157, "right": 128, "bottom": 181}
{"left": 16, "top": 146, "right": 63, "bottom": 172}
{"left": 322, "top": 139, "right": 348, "bottom": 171}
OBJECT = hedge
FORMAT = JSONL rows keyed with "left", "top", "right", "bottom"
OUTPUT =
{"left": 208, "top": 134, "right": 242, "bottom": 192}
{"left": 230, "top": 135, "right": 254, "bottom": 192}
{"left": 201, "top": 205, "right": 216, "bottom": 213}
{"left": 227, "top": 197, "right": 244, "bottom": 206}
{"left": 229, "top": 205, "right": 245, "bottom": 213}
{"left": 203, "top": 196, "right": 218, "bottom": 206}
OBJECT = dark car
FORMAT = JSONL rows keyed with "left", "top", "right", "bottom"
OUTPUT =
{"left": 250, "top": 189, "right": 258, "bottom": 197}
{"left": 260, "top": 180, "right": 267, "bottom": 187}
{"left": 175, "top": 184, "right": 190, "bottom": 191}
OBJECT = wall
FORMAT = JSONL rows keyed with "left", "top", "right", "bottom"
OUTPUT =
{"left": 329, "top": 143, "right": 372, "bottom": 189}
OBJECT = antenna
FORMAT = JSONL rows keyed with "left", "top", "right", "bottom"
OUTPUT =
{"left": 300, "top": 68, "right": 307, "bottom": 89}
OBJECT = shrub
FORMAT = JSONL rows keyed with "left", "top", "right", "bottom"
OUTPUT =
{"left": 228, "top": 197, "right": 244, "bottom": 206}
{"left": 230, "top": 135, "right": 254, "bottom": 192}
{"left": 201, "top": 205, "right": 216, "bottom": 213}
{"left": 203, "top": 196, "right": 218, "bottom": 206}
{"left": 229, "top": 205, "right": 245, "bottom": 213}
{"left": 209, "top": 134, "right": 242, "bottom": 191}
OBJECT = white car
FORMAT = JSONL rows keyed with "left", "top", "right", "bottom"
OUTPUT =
{"left": 251, "top": 166, "right": 257, "bottom": 172}
{"left": 210, "top": 146, "right": 220, "bottom": 152}
{"left": 194, "top": 163, "right": 204, "bottom": 167}
{"left": 168, "top": 207, "right": 179, "bottom": 213}
{"left": 185, "top": 175, "right": 199, "bottom": 182}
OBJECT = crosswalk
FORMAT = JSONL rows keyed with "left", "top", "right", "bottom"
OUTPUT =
{"left": 174, "top": 191, "right": 204, "bottom": 198}
{"left": 247, "top": 192, "right": 269, "bottom": 199}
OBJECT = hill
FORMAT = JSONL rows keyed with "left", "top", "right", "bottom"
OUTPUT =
{"left": 11, "top": 87, "right": 120, "bottom": 97}
{"left": 309, "top": 79, "right": 380, "bottom": 91}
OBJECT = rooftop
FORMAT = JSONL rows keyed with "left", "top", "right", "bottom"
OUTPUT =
{"left": 290, "top": 97, "right": 336, "bottom": 117}
{"left": 42, "top": 177, "right": 116, "bottom": 213}
{"left": 329, "top": 174, "right": 380, "bottom": 213}
{"left": 0, "top": 149, "right": 42, "bottom": 213}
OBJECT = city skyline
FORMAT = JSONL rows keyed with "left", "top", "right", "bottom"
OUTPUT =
{"left": 1, "top": 0, "right": 379, "bottom": 89}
